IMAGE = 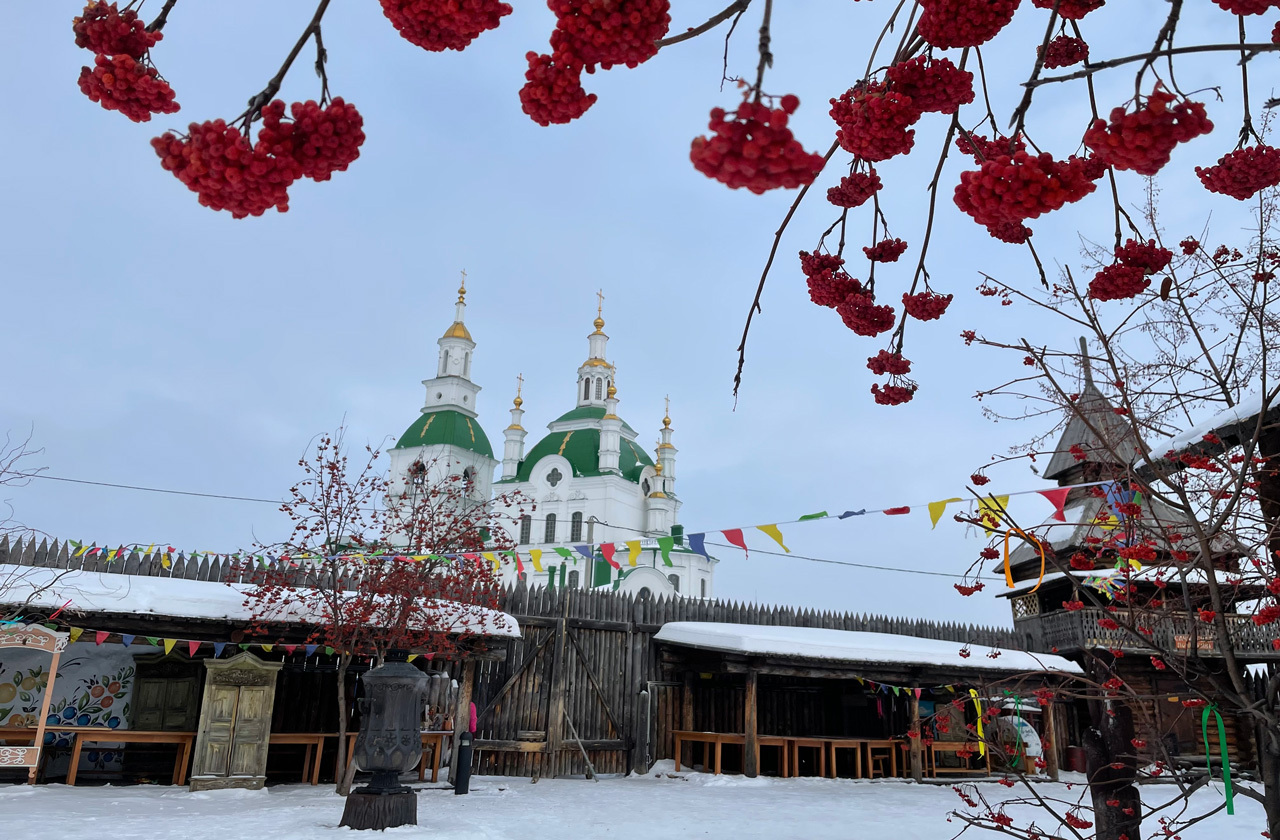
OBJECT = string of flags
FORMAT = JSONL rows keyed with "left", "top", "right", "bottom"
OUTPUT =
{"left": 57, "top": 477, "right": 1134, "bottom": 582}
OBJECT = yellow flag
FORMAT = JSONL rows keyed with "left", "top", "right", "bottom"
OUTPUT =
{"left": 145, "top": 543, "right": 156, "bottom": 556}
{"left": 163, "top": 638, "right": 177, "bottom": 655}
{"left": 928, "top": 498, "right": 964, "bottom": 529}
{"left": 757, "top": 524, "right": 789, "bottom": 553}
{"left": 75, "top": 544, "right": 89, "bottom": 557}
{"left": 482, "top": 551, "right": 500, "bottom": 571}
{"left": 529, "top": 549, "right": 544, "bottom": 573}
{"left": 68, "top": 627, "right": 84, "bottom": 644}
{"left": 977, "top": 496, "right": 1010, "bottom": 535}
{"left": 625, "top": 540, "right": 641, "bottom": 566}
{"left": 969, "top": 689, "right": 986, "bottom": 756}
{"left": 408, "top": 654, "right": 418, "bottom": 662}
{"left": 161, "top": 555, "right": 172, "bottom": 569}
{"left": 261, "top": 644, "right": 274, "bottom": 652}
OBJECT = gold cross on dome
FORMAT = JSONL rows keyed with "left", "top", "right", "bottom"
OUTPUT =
{"left": 516, "top": 373, "right": 523, "bottom": 397}
{"left": 597, "top": 288, "right": 605, "bottom": 317}
{"left": 665, "top": 395, "right": 670, "bottom": 415}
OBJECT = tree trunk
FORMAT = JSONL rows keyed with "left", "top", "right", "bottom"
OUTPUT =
{"left": 1083, "top": 697, "right": 1141, "bottom": 840}
{"left": 1259, "top": 724, "right": 1280, "bottom": 838}
{"left": 335, "top": 653, "right": 353, "bottom": 795}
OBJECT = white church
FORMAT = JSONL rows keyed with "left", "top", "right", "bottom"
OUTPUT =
{"left": 386, "top": 279, "right": 716, "bottom": 599}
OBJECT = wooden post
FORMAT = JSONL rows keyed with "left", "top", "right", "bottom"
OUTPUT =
{"left": 744, "top": 668, "right": 759, "bottom": 778}
{"left": 634, "top": 688, "right": 651, "bottom": 775}
{"left": 543, "top": 590, "right": 570, "bottom": 778}
{"left": 681, "top": 671, "right": 695, "bottom": 769}
{"left": 28, "top": 647, "right": 61, "bottom": 784}
{"left": 909, "top": 687, "right": 923, "bottom": 783}
{"left": 1044, "top": 701, "right": 1060, "bottom": 781}
{"left": 448, "top": 659, "right": 476, "bottom": 785}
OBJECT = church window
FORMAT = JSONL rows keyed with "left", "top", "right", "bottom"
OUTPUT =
{"left": 570, "top": 512, "right": 583, "bottom": 542}
{"left": 638, "top": 587, "right": 652, "bottom": 600}
{"left": 642, "top": 479, "right": 650, "bottom": 495}
{"left": 595, "top": 378, "right": 602, "bottom": 400}
{"left": 464, "top": 352, "right": 471, "bottom": 377}
{"left": 568, "top": 570, "right": 580, "bottom": 589}
{"left": 519, "top": 515, "right": 532, "bottom": 544}
{"left": 584, "top": 379, "right": 591, "bottom": 401}
{"left": 546, "top": 468, "right": 562, "bottom": 487}
{"left": 667, "top": 574, "right": 680, "bottom": 593}
{"left": 700, "top": 579, "right": 707, "bottom": 598}
{"left": 544, "top": 513, "right": 557, "bottom": 543}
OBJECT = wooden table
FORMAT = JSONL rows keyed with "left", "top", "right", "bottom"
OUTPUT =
{"left": 861, "top": 739, "right": 902, "bottom": 779}
{"left": 344, "top": 731, "right": 450, "bottom": 783}
{"left": 1, "top": 726, "right": 194, "bottom": 785}
{"left": 269, "top": 733, "right": 329, "bottom": 785}
{"left": 824, "top": 739, "right": 866, "bottom": 779}
{"left": 672, "top": 730, "right": 745, "bottom": 775}
{"left": 927, "top": 741, "right": 992, "bottom": 776}
{"left": 788, "top": 737, "right": 828, "bottom": 778}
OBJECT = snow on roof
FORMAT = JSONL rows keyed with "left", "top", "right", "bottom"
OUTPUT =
{"left": 1166, "top": 390, "right": 1271, "bottom": 453}
{"left": 654, "top": 622, "right": 1081, "bottom": 674}
{"left": 996, "top": 566, "right": 1250, "bottom": 598}
{"left": 0, "top": 565, "right": 519, "bottom": 638}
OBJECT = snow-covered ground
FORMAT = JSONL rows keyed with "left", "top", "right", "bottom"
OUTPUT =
{"left": 0, "top": 763, "right": 1260, "bottom": 839}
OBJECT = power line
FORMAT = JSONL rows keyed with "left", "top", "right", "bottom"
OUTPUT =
{"left": 30, "top": 474, "right": 282, "bottom": 505}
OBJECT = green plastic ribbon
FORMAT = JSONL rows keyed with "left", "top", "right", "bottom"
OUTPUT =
{"left": 1202, "top": 705, "right": 1235, "bottom": 816}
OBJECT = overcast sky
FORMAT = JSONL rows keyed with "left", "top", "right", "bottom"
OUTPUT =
{"left": 1, "top": 2, "right": 1267, "bottom": 627}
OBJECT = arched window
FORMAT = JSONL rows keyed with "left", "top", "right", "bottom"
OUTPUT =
{"left": 570, "top": 512, "right": 584, "bottom": 542}
{"left": 638, "top": 587, "right": 652, "bottom": 600}
{"left": 544, "top": 513, "right": 557, "bottom": 544}
{"left": 464, "top": 352, "right": 471, "bottom": 377}
{"left": 584, "top": 379, "right": 591, "bottom": 400}
{"left": 519, "top": 515, "right": 532, "bottom": 544}
{"left": 594, "top": 378, "right": 603, "bottom": 400}
{"left": 667, "top": 574, "right": 680, "bottom": 593}
{"left": 700, "top": 579, "right": 707, "bottom": 598}
{"left": 568, "top": 570, "right": 580, "bottom": 588}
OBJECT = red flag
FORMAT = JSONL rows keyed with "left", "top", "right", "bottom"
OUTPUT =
{"left": 283, "top": 644, "right": 297, "bottom": 655}
{"left": 722, "top": 529, "right": 748, "bottom": 556}
{"left": 1038, "top": 488, "right": 1070, "bottom": 521}
{"left": 884, "top": 506, "right": 911, "bottom": 515}
{"left": 95, "top": 631, "right": 109, "bottom": 645}
{"left": 187, "top": 640, "right": 201, "bottom": 657}
{"left": 514, "top": 552, "right": 525, "bottom": 574}
{"left": 600, "top": 543, "right": 620, "bottom": 569}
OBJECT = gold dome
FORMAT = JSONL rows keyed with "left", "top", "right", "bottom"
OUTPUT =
{"left": 607, "top": 383, "right": 617, "bottom": 398}
{"left": 441, "top": 321, "right": 472, "bottom": 340}
{"left": 513, "top": 395, "right": 523, "bottom": 408}
{"left": 654, "top": 461, "right": 663, "bottom": 475}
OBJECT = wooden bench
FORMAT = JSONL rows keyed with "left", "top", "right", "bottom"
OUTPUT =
{"left": 927, "top": 741, "right": 992, "bottom": 776}
{"left": 1, "top": 726, "right": 194, "bottom": 785}
{"left": 788, "top": 737, "right": 829, "bottom": 778}
{"left": 672, "top": 730, "right": 744, "bottom": 775}
{"left": 269, "top": 733, "right": 329, "bottom": 785}
{"left": 824, "top": 739, "right": 867, "bottom": 779}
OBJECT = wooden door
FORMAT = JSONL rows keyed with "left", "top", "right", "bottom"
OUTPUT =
{"left": 133, "top": 678, "right": 168, "bottom": 730}
{"left": 195, "top": 685, "right": 239, "bottom": 777}
{"left": 228, "top": 686, "right": 271, "bottom": 776}
{"left": 162, "top": 678, "right": 200, "bottom": 731}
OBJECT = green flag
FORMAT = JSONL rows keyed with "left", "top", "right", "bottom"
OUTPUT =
{"left": 657, "top": 536, "right": 674, "bottom": 567}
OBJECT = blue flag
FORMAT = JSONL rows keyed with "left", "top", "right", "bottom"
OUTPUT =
{"left": 689, "top": 532, "right": 707, "bottom": 557}
{"left": 120, "top": 634, "right": 135, "bottom": 648}
{"left": 305, "top": 644, "right": 318, "bottom": 657}
{"left": 213, "top": 642, "right": 226, "bottom": 657}
{"left": 574, "top": 545, "right": 594, "bottom": 561}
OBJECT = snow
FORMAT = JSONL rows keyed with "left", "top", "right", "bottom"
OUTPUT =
{"left": 0, "top": 565, "right": 519, "bottom": 638}
{"left": 999, "top": 566, "right": 1247, "bottom": 598}
{"left": 1166, "top": 390, "right": 1273, "bottom": 453}
{"left": 0, "top": 765, "right": 1257, "bottom": 839}
{"left": 654, "top": 622, "right": 1082, "bottom": 674}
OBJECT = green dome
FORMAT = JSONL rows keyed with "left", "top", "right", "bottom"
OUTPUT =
{"left": 550, "top": 405, "right": 637, "bottom": 435}
{"left": 393, "top": 409, "right": 493, "bottom": 458}
{"left": 511, "top": 426, "right": 653, "bottom": 483}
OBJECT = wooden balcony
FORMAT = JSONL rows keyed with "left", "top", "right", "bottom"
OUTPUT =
{"left": 1014, "top": 608, "right": 1280, "bottom": 661}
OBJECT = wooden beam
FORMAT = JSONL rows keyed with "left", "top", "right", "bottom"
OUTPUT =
{"left": 1044, "top": 701, "right": 1060, "bottom": 782}
{"left": 448, "top": 659, "right": 476, "bottom": 785}
{"left": 473, "top": 739, "right": 547, "bottom": 753}
{"left": 744, "top": 668, "right": 759, "bottom": 778}
{"left": 908, "top": 687, "right": 922, "bottom": 783}
{"left": 681, "top": 671, "right": 695, "bottom": 769}
{"left": 544, "top": 590, "right": 570, "bottom": 778}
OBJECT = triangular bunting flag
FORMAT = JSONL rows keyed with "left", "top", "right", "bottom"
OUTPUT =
{"left": 188, "top": 640, "right": 201, "bottom": 657}
{"left": 482, "top": 552, "right": 500, "bottom": 571}
{"left": 722, "top": 529, "right": 748, "bottom": 556}
{"left": 657, "top": 536, "right": 674, "bottom": 567}
{"left": 1038, "top": 487, "right": 1070, "bottom": 522}
{"left": 283, "top": 644, "right": 297, "bottom": 655}
{"left": 305, "top": 644, "right": 318, "bottom": 657}
{"left": 553, "top": 547, "right": 576, "bottom": 564}
{"left": 798, "top": 511, "right": 828, "bottom": 521}
{"left": 162, "top": 638, "right": 176, "bottom": 654}
{"left": 213, "top": 642, "right": 226, "bottom": 657}
{"left": 884, "top": 507, "right": 911, "bottom": 515}
{"left": 977, "top": 495, "right": 1010, "bottom": 535}
{"left": 574, "top": 545, "right": 594, "bottom": 561}
{"left": 529, "top": 549, "right": 544, "bottom": 573}
{"left": 68, "top": 627, "right": 83, "bottom": 644}
{"left": 145, "top": 637, "right": 160, "bottom": 647}
{"left": 95, "top": 630, "right": 109, "bottom": 645}
{"left": 120, "top": 634, "right": 135, "bottom": 648}
{"left": 512, "top": 551, "right": 525, "bottom": 574}
{"left": 261, "top": 644, "right": 274, "bottom": 652}
{"left": 839, "top": 510, "right": 866, "bottom": 519}
{"left": 325, "top": 646, "right": 334, "bottom": 656}
{"left": 238, "top": 643, "right": 250, "bottom": 651}
{"left": 625, "top": 540, "right": 641, "bottom": 566}
{"left": 757, "top": 524, "right": 789, "bottom": 553}
{"left": 600, "top": 543, "right": 619, "bottom": 569}
{"left": 689, "top": 533, "right": 707, "bottom": 557}
{"left": 914, "top": 688, "right": 922, "bottom": 699}
{"left": 408, "top": 654, "right": 418, "bottom": 662}
{"left": 928, "top": 498, "right": 964, "bottom": 529}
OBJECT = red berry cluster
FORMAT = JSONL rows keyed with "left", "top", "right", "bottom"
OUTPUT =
{"left": 1274, "top": 20, "right": 1280, "bottom": 43}
{"left": 1195, "top": 144, "right": 1280, "bottom": 200}
{"left": 830, "top": 83, "right": 919, "bottom": 162}
{"left": 955, "top": 132, "right": 1025, "bottom": 163}
{"left": 1083, "top": 88, "right": 1214, "bottom": 177}
{"left": 152, "top": 121, "right": 299, "bottom": 219}
{"left": 827, "top": 169, "right": 882, "bottom": 208}
{"left": 917, "top": 0, "right": 1020, "bottom": 48}
{"left": 1040, "top": 36, "right": 1089, "bottom": 69}
{"left": 257, "top": 99, "right": 366, "bottom": 182}
{"left": 871, "top": 382, "right": 916, "bottom": 405}
{"left": 953, "top": 151, "right": 1101, "bottom": 236}
{"left": 902, "top": 291, "right": 953, "bottom": 321}
{"left": 1087, "top": 263, "right": 1149, "bottom": 301}
{"left": 838, "top": 292, "right": 896, "bottom": 336}
{"left": 73, "top": 2, "right": 161, "bottom": 58}
{"left": 867, "top": 350, "right": 911, "bottom": 375}
{"left": 78, "top": 54, "right": 179, "bottom": 123}
{"left": 864, "top": 238, "right": 908, "bottom": 262}
{"left": 378, "top": 0, "right": 512, "bottom": 52}
{"left": 690, "top": 96, "right": 826, "bottom": 194}
{"left": 1031, "top": 0, "right": 1105, "bottom": 19}
{"left": 548, "top": 0, "right": 671, "bottom": 70}
{"left": 987, "top": 220, "right": 1033, "bottom": 244}
{"left": 799, "top": 251, "right": 861, "bottom": 307}
{"left": 519, "top": 53, "right": 598, "bottom": 126}
{"left": 1114, "top": 238, "right": 1172, "bottom": 274}
{"left": 1211, "top": 0, "right": 1280, "bottom": 13}
{"left": 884, "top": 56, "right": 974, "bottom": 115}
